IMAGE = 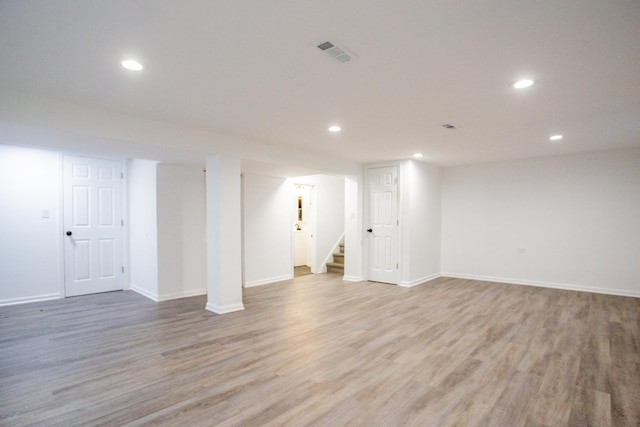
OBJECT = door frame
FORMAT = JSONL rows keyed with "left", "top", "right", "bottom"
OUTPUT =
{"left": 364, "top": 162, "right": 402, "bottom": 285}
{"left": 290, "top": 183, "right": 318, "bottom": 270}
{"left": 290, "top": 182, "right": 318, "bottom": 273}
{"left": 58, "top": 152, "right": 129, "bottom": 298}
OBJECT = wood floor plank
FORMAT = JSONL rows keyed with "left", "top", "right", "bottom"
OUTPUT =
{"left": 568, "top": 386, "right": 611, "bottom": 427}
{"left": 528, "top": 351, "right": 581, "bottom": 426}
{"left": 480, "top": 370, "right": 543, "bottom": 427}
{"left": 1, "top": 275, "right": 639, "bottom": 426}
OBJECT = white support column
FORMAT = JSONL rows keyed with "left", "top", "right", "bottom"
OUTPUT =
{"left": 205, "top": 154, "right": 244, "bottom": 314}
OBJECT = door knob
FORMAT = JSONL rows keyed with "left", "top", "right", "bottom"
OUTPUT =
{"left": 367, "top": 228, "right": 373, "bottom": 233}
{"left": 66, "top": 231, "right": 72, "bottom": 236}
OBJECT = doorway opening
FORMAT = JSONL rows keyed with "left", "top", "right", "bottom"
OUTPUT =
{"left": 293, "top": 183, "right": 314, "bottom": 276}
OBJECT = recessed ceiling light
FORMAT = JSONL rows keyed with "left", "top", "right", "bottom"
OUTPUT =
{"left": 513, "top": 79, "right": 534, "bottom": 89}
{"left": 413, "top": 153, "right": 424, "bottom": 158}
{"left": 328, "top": 125, "right": 341, "bottom": 133}
{"left": 121, "top": 59, "right": 144, "bottom": 71}
{"left": 549, "top": 134, "right": 564, "bottom": 141}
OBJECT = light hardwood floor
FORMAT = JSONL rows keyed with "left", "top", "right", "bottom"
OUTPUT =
{"left": 1, "top": 275, "right": 639, "bottom": 426}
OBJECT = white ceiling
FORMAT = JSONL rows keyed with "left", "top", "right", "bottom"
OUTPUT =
{"left": 1, "top": 0, "right": 639, "bottom": 166}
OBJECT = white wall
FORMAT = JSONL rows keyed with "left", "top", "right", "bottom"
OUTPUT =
{"left": 128, "top": 159, "right": 159, "bottom": 299}
{"left": 242, "top": 173, "right": 292, "bottom": 287}
{"left": 0, "top": 144, "right": 61, "bottom": 304}
{"left": 157, "top": 163, "right": 207, "bottom": 299}
{"left": 400, "top": 160, "right": 442, "bottom": 287}
{"left": 441, "top": 148, "right": 640, "bottom": 296}
{"left": 295, "top": 174, "right": 346, "bottom": 273}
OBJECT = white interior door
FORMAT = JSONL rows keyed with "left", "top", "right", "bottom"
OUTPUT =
{"left": 63, "top": 155, "right": 124, "bottom": 297}
{"left": 367, "top": 166, "right": 399, "bottom": 284}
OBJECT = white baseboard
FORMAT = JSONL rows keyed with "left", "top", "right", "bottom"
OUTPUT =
{"left": 312, "top": 265, "right": 327, "bottom": 274}
{"left": 205, "top": 302, "right": 245, "bottom": 314}
{"left": 129, "top": 285, "right": 159, "bottom": 302}
{"left": 157, "top": 289, "right": 207, "bottom": 301}
{"left": 130, "top": 285, "right": 207, "bottom": 302}
{"left": 243, "top": 274, "right": 293, "bottom": 288}
{"left": 398, "top": 273, "right": 441, "bottom": 288}
{"left": 441, "top": 272, "right": 640, "bottom": 298}
{"left": 343, "top": 275, "right": 364, "bottom": 282}
{"left": 0, "top": 293, "right": 61, "bottom": 307}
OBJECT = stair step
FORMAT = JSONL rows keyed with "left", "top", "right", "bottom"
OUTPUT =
{"left": 327, "top": 243, "right": 345, "bottom": 274}
{"left": 326, "top": 261, "right": 344, "bottom": 274}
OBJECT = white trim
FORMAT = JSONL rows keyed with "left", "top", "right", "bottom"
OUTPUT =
{"left": 157, "top": 289, "right": 207, "bottom": 302}
{"left": 131, "top": 285, "right": 207, "bottom": 302}
{"left": 241, "top": 173, "right": 246, "bottom": 288}
{"left": 0, "top": 293, "right": 61, "bottom": 307}
{"left": 343, "top": 275, "right": 364, "bottom": 282}
{"left": 310, "top": 184, "right": 319, "bottom": 273}
{"left": 58, "top": 152, "right": 65, "bottom": 298}
{"left": 121, "top": 160, "right": 130, "bottom": 290}
{"left": 130, "top": 284, "right": 159, "bottom": 302}
{"left": 205, "top": 302, "right": 245, "bottom": 314}
{"left": 364, "top": 160, "right": 403, "bottom": 170}
{"left": 291, "top": 182, "right": 320, "bottom": 274}
{"left": 243, "top": 274, "right": 293, "bottom": 288}
{"left": 315, "top": 264, "right": 327, "bottom": 274}
{"left": 398, "top": 273, "right": 441, "bottom": 288}
{"left": 441, "top": 272, "right": 640, "bottom": 298}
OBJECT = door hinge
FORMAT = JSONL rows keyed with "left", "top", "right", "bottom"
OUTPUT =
{"left": 121, "top": 172, "right": 124, "bottom": 179}
{"left": 121, "top": 219, "right": 124, "bottom": 226}
{"left": 396, "top": 263, "right": 399, "bottom": 269}
{"left": 121, "top": 266, "right": 125, "bottom": 273}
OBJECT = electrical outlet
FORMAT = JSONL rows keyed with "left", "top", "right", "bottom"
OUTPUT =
{"left": 42, "top": 209, "right": 50, "bottom": 219}
{"left": 517, "top": 248, "right": 527, "bottom": 254}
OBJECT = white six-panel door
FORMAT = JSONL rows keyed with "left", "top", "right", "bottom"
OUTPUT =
{"left": 63, "top": 155, "right": 124, "bottom": 297}
{"left": 367, "top": 166, "right": 399, "bottom": 284}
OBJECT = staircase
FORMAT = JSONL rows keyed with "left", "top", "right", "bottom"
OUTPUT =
{"left": 326, "top": 243, "right": 344, "bottom": 274}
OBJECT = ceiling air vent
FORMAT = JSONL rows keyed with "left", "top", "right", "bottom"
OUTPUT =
{"left": 317, "top": 40, "right": 354, "bottom": 63}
